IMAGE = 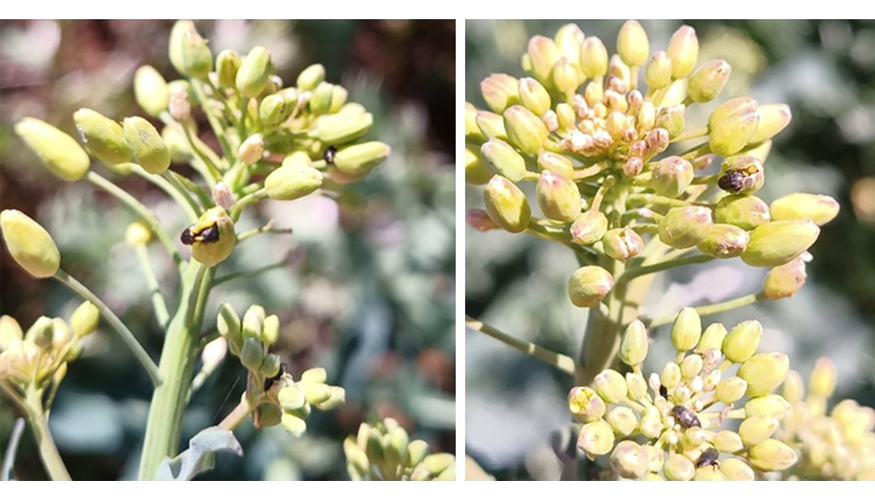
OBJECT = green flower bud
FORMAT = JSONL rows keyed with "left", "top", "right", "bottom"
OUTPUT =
{"left": 260, "top": 353, "right": 281, "bottom": 379}
{"left": 235, "top": 46, "right": 272, "bottom": 98}
{"left": 215, "top": 49, "right": 241, "bottom": 88}
{"left": 332, "top": 142, "right": 390, "bottom": 175}
{"left": 714, "top": 195, "right": 770, "bottom": 230}
{"left": 465, "top": 102, "right": 484, "bottom": 142}
{"left": 484, "top": 175, "right": 530, "bottom": 233}
{"left": 741, "top": 219, "right": 820, "bottom": 267}
{"left": 503, "top": 105, "right": 548, "bottom": 155}
{"left": 716, "top": 377, "right": 748, "bottom": 404}
{"left": 313, "top": 112, "right": 374, "bottom": 144}
{"left": 384, "top": 426, "right": 409, "bottom": 466}
{"left": 617, "top": 20, "right": 649, "bottom": 67}
{"left": 713, "top": 430, "right": 743, "bottom": 453}
{"left": 480, "top": 74, "right": 520, "bottom": 113}
{"left": 667, "top": 26, "right": 698, "bottom": 78}
{"left": 696, "top": 223, "right": 750, "bottom": 259}
{"left": 517, "top": 77, "right": 550, "bottom": 116}
{"left": 278, "top": 386, "right": 306, "bottom": 411}
{"left": 259, "top": 94, "right": 292, "bottom": 125}
{"left": 718, "top": 155, "right": 765, "bottom": 195}
{"left": 697, "top": 323, "right": 727, "bottom": 351}
{"left": 681, "top": 354, "right": 703, "bottom": 380}
{"left": 748, "top": 439, "right": 797, "bottom": 472}
{"left": 619, "top": 319, "right": 648, "bottom": 367}
{"left": 739, "top": 352, "right": 790, "bottom": 397}
{"left": 186, "top": 207, "right": 236, "bottom": 267}
{"left": 405, "top": 440, "right": 429, "bottom": 468}
{"left": 0, "top": 316, "right": 23, "bottom": 352}
{"left": 25, "top": 316, "right": 53, "bottom": 350}
{"left": 481, "top": 138, "right": 527, "bottom": 182}
{"left": 658, "top": 206, "right": 712, "bottom": 249}
{"left": 73, "top": 108, "right": 132, "bottom": 166}
{"left": 315, "top": 386, "right": 345, "bottom": 411}
{"left": 297, "top": 64, "right": 325, "bottom": 91}
{"left": 770, "top": 193, "right": 839, "bottom": 226}
{"left": 259, "top": 315, "right": 279, "bottom": 347}
{"left": 265, "top": 161, "right": 323, "bottom": 201}
{"left": 661, "top": 362, "right": 681, "bottom": 389}
{"left": 580, "top": 36, "right": 609, "bottom": 78}
{"left": 664, "top": 454, "right": 695, "bottom": 481}
{"left": 720, "top": 458, "right": 755, "bottom": 481}
{"left": 304, "top": 383, "right": 332, "bottom": 406}
{"left": 527, "top": 36, "right": 560, "bottom": 84}
{"left": 652, "top": 156, "right": 693, "bottom": 198}
{"left": 328, "top": 86, "right": 348, "bottom": 114}
{"left": 655, "top": 104, "right": 686, "bottom": 140}
{"left": 749, "top": 104, "right": 792, "bottom": 144}
{"left": 123, "top": 116, "right": 170, "bottom": 174}
{"left": 610, "top": 440, "right": 649, "bottom": 479}
{"left": 722, "top": 320, "right": 763, "bottom": 364}
{"left": 161, "top": 126, "right": 191, "bottom": 163}
{"left": 594, "top": 369, "right": 627, "bottom": 403}
{"left": 603, "top": 227, "right": 644, "bottom": 261}
{"left": 809, "top": 358, "right": 837, "bottom": 398}
{"left": 552, "top": 57, "right": 581, "bottom": 96}
{"left": 644, "top": 51, "right": 672, "bottom": 90}
{"left": 687, "top": 60, "right": 731, "bottom": 103}
{"left": 168, "top": 21, "right": 212, "bottom": 79}
{"left": 256, "top": 404, "right": 281, "bottom": 428}
{"left": 133, "top": 66, "right": 170, "bottom": 117}
{"left": 555, "top": 103, "right": 576, "bottom": 132}
{"left": 577, "top": 421, "right": 614, "bottom": 457}
{"left": 464, "top": 145, "right": 492, "bottom": 185}
{"left": 568, "top": 386, "right": 607, "bottom": 422}
{"left": 626, "top": 372, "right": 648, "bottom": 401}
{"left": 763, "top": 255, "right": 807, "bottom": 300}
{"left": 217, "top": 303, "right": 241, "bottom": 347}
{"left": 536, "top": 170, "right": 581, "bottom": 222}
{"left": 554, "top": 23, "right": 584, "bottom": 61}
{"left": 281, "top": 412, "right": 307, "bottom": 437}
{"left": 537, "top": 152, "right": 574, "bottom": 179}
{"left": 0, "top": 210, "right": 61, "bottom": 278}
{"left": 607, "top": 406, "right": 638, "bottom": 436}
{"left": 745, "top": 395, "right": 791, "bottom": 418}
{"left": 419, "top": 453, "right": 454, "bottom": 480}
{"left": 70, "top": 301, "right": 99, "bottom": 338}
{"left": 476, "top": 111, "right": 507, "bottom": 140}
{"left": 309, "top": 82, "right": 335, "bottom": 116}
{"left": 240, "top": 337, "right": 264, "bottom": 371}
{"left": 15, "top": 117, "right": 90, "bottom": 181}
{"left": 671, "top": 307, "right": 702, "bottom": 352}
{"left": 568, "top": 265, "right": 614, "bottom": 308}
{"left": 709, "top": 99, "right": 759, "bottom": 156}
{"left": 739, "top": 415, "right": 779, "bottom": 447}
{"left": 241, "top": 305, "right": 265, "bottom": 342}
{"left": 570, "top": 210, "right": 608, "bottom": 246}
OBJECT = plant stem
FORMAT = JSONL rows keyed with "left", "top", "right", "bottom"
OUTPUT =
{"left": 672, "top": 126, "right": 709, "bottom": 143}
{"left": 2, "top": 418, "right": 25, "bottom": 480}
{"left": 25, "top": 390, "right": 71, "bottom": 481}
{"left": 229, "top": 188, "right": 267, "bottom": 221}
{"left": 465, "top": 316, "right": 577, "bottom": 375}
{"left": 616, "top": 254, "right": 714, "bottom": 286}
{"left": 218, "top": 397, "right": 256, "bottom": 431}
{"left": 132, "top": 166, "right": 199, "bottom": 222}
{"left": 53, "top": 269, "right": 162, "bottom": 386}
{"left": 212, "top": 259, "right": 289, "bottom": 287}
{"left": 647, "top": 292, "right": 768, "bottom": 328}
{"left": 134, "top": 244, "right": 170, "bottom": 328}
{"left": 87, "top": 171, "right": 182, "bottom": 265}
{"left": 192, "top": 78, "right": 235, "bottom": 160}
{"left": 160, "top": 171, "right": 202, "bottom": 220}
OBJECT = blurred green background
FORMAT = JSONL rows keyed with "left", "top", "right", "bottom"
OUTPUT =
{"left": 0, "top": 19, "right": 455, "bottom": 480}
{"left": 466, "top": 19, "right": 875, "bottom": 480}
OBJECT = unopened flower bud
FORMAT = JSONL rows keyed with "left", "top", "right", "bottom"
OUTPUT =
{"left": 713, "top": 430, "right": 743, "bottom": 453}
{"left": 537, "top": 152, "right": 574, "bottom": 179}
{"left": 749, "top": 104, "right": 792, "bottom": 144}
{"left": 240, "top": 337, "right": 264, "bottom": 371}
{"left": 652, "top": 156, "right": 693, "bottom": 198}
{"left": 316, "top": 386, "right": 345, "bottom": 411}
{"left": 645, "top": 127, "right": 670, "bottom": 155}
{"left": 698, "top": 323, "right": 727, "bottom": 351}
{"left": 69, "top": 301, "right": 99, "bottom": 338}
{"left": 644, "top": 51, "right": 671, "bottom": 90}
{"left": 745, "top": 395, "right": 791, "bottom": 418}
{"left": 25, "top": 316, "right": 53, "bottom": 350}
{"left": 662, "top": 362, "right": 682, "bottom": 389}
{"left": 281, "top": 412, "right": 307, "bottom": 437}
{"left": 721, "top": 458, "right": 755, "bottom": 481}
{"left": 476, "top": 111, "right": 507, "bottom": 140}
{"left": 670, "top": 307, "right": 702, "bottom": 352}
{"left": 626, "top": 372, "right": 647, "bottom": 401}
{"left": 259, "top": 94, "right": 292, "bottom": 125}
{"left": 569, "top": 211, "right": 607, "bottom": 247}
{"left": 0, "top": 316, "right": 23, "bottom": 352}
{"left": 168, "top": 21, "right": 212, "bottom": 79}
{"left": 718, "top": 155, "right": 765, "bottom": 195}
{"left": 610, "top": 440, "right": 649, "bottom": 479}
{"left": 748, "top": 439, "right": 797, "bottom": 472}
{"left": 739, "top": 352, "right": 790, "bottom": 397}
{"left": 503, "top": 105, "right": 548, "bottom": 155}
{"left": 809, "top": 358, "right": 837, "bottom": 398}
{"left": 770, "top": 193, "right": 839, "bottom": 226}
{"left": 664, "top": 454, "right": 695, "bottom": 481}
{"left": 16, "top": 117, "right": 91, "bottom": 181}
{"left": 619, "top": 319, "right": 648, "bottom": 367}
{"left": 658, "top": 206, "right": 712, "bottom": 249}
{"left": 464, "top": 145, "right": 491, "bottom": 185}
{"left": 697, "top": 224, "right": 750, "bottom": 258}
{"left": 134, "top": 66, "right": 170, "bottom": 117}
{"left": 714, "top": 195, "right": 770, "bottom": 230}
{"left": 603, "top": 227, "right": 643, "bottom": 261}
{"left": 265, "top": 160, "right": 323, "bottom": 201}
{"left": 479, "top": 74, "right": 519, "bottom": 113}
{"left": 555, "top": 103, "right": 576, "bottom": 131}
{"left": 527, "top": 36, "right": 560, "bottom": 84}
{"left": 739, "top": 415, "right": 779, "bottom": 447}
{"left": 652, "top": 79, "right": 686, "bottom": 108}
{"left": 511, "top": 77, "right": 549, "bottom": 116}
{"left": 694, "top": 467, "right": 726, "bottom": 481}
{"left": 568, "top": 266, "right": 614, "bottom": 308}
{"left": 259, "top": 353, "right": 281, "bottom": 379}
{"left": 709, "top": 98, "right": 759, "bottom": 156}
{"left": 304, "top": 383, "right": 332, "bottom": 406}
{"left": 0, "top": 209, "right": 60, "bottom": 278}
{"left": 607, "top": 406, "right": 638, "bottom": 436}
{"left": 722, "top": 320, "right": 763, "bottom": 364}
{"left": 713, "top": 376, "right": 747, "bottom": 405}
{"left": 308, "top": 82, "right": 336, "bottom": 116}
{"left": 217, "top": 303, "right": 241, "bottom": 348}
{"left": 297, "top": 63, "right": 325, "bottom": 91}
{"left": 617, "top": 20, "right": 649, "bottom": 67}
{"left": 186, "top": 207, "right": 236, "bottom": 267}
{"left": 623, "top": 157, "right": 644, "bottom": 177}
{"left": 73, "top": 108, "right": 132, "bottom": 166}
{"left": 782, "top": 371, "right": 805, "bottom": 404}
{"left": 123, "top": 117, "right": 170, "bottom": 174}
{"left": 481, "top": 139, "right": 527, "bottom": 182}
{"left": 234, "top": 46, "right": 272, "bottom": 98}
{"left": 536, "top": 170, "right": 581, "bottom": 222}
{"left": 552, "top": 58, "right": 580, "bottom": 96}
{"left": 484, "top": 175, "right": 530, "bottom": 233}
{"left": 313, "top": 111, "right": 374, "bottom": 144}
{"left": 741, "top": 219, "right": 820, "bottom": 267}
{"left": 667, "top": 26, "right": 699, "bottom": 78}
{"left": 655, "top": 105, "right": 686, "bottom": 140}
{"left": 213, "top": 49, "right": 242, "bottom": 88}
{"left": 578, "top": 421, "right": 614, "bottom": 457}
{"left": 332, "top": 141, "right": 390, "bottom": 175}
{"left": 687, "top": 60, "right": 731, "bottom": 103}
{"left": 763, "top": 255, "right": 807, "bottom": 300}
{"left": 594, "top": 369, "right": 627, "bottom": 403}
{"left": 580, "top": 36, "right": 608, "bottom": 78}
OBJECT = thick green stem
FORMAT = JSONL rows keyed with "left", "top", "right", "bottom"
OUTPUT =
{"left": 138, "top": 263, "right": 214, "bottom": 480}
{"left": 25, "top": 390, "right": 71, "bottom": 481}
{"left": 466, "top": 316, "right": 577, "bottom": 375}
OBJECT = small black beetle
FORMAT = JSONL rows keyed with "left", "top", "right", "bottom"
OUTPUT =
{"left": 671, "top": 404, "right": 702, "bottom": 429}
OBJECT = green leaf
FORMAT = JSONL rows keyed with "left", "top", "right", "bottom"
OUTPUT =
{"left": 154, "top": 427, "right": 243, "bottom": 481}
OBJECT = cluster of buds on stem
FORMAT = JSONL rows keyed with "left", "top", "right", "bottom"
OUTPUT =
{"left": 216, "top": 303, "right": 344, "bottom": 436}
{"left": 344, "top": 418, "right": 455, "bottom": 481}
{"left": 466, "top": 21, "right": 838, "bottom": 309}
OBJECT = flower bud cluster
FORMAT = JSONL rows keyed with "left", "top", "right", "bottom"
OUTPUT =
{"left": 466, "top": 21, "right": 837, "bottom": 309}
{"left": 344, "top": 418, "right": 455, "bottom": 481}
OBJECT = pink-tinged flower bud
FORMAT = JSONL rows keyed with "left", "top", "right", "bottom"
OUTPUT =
{"left": 623, "top": 157, "right": 644, "bottom": 177}
{"left": 568, "top": 265, "right": 614, "bottom": 308}
{"left": 554, "top": 24, "right": 584, "bottom": 64}
{"left": 714, "top": 194, "right": 770, "bottom": 230}
{"left": 667, "top": 26, "right": 699, "bottom": 78}
{"left": 656, "top": 104, "right": 686, "bottom": 140}
{"left": 608, "top": 55, "right": 632, "bottom": 90}
{"left": 645, "top": 128, "right": 670, "bottom": 156}
{"left": 465, "top": 145, "right": 492, "bottom": 185}
{"left": 696, "top": 224, "right": 750, "bottom": 259}
{"left": 809, "top": 357, "right": 837, "bottom": 398}
{"left": 579, "top": 36, "right": 608, "bottom": 79}
{"left": 465, "top": 102, "right": 484, "bottom": 142}
{"left": 763, "top": 254, "right": 808, "bottom": 300}
{"left": 481, "top": 138, "right": 527, "bottom": 182}
{"left": 527, "top": 36, "right": 560, "bottom": 85}
{"left": 466, "top": 209, "right": 498, "bottom": 232}
{"left": 610, "top": 441, "right": 649, "bottom": 479}
{"left": 570, "top": 210, "right": 608, "bottom": 245}
{"left": 748, "top": 439, "right": 797, "bottom": 472}
{"left": 537, "top": 152, "right": 574, "bottom": 178}
{"left": 483, "top": 175, "right": 531, "bottom": 233}
{"left": 603, "top": 227, "right": 644, "bottom": 261}
{"left": 480, "top": 74, "right": 520, "bottom": 113}
{"left": 718, "top": 155, "right": 765, "bottom": 195}
{"left": 692, "top": 154, "right": 716, "bottom": 171}
{"left": 568, "top": 386, "right": 607, "bottom": 422}
{"left": 749, "top": 104, "right": 792, "bottom": 144}
{"left": 476, "top": 111, "right": 507, "bottom": 140}
{"left": 552, "top": 58, "right": 581, "bottom": 96}
{"left": 770, "top": 193, "right": 839, "bottom": 226}
{"left": 518, "top": 77, "right": 551, "bottom": 117}
{"left": 503, "top": 105, "right": 548, "bottom": 155}
{"left": 658, "top": 206, "right": 713, "bottom": 249}
{"left": 644, "top": 51, "right": 671, "bottom": 90}
{"left": 742, "top": 219, "right": 820, "bottom": 267}
{"left": 577, "top": 420, "right": 614, "bottom": 458}
{"left": 606, "top": 406, "right": 638, "bottom": 436}
{"left": 652, "top": 156, "right": 693, "bottom": 198}
{"left": 687, "top": 60, "right": 731, "bottom": 103}
{"left": 536, "top": 170, "right": 581, "bottom": 222}
{"left": 617, "top": 20, "right": 649, "bottom": 67}
{"left": 237, "top": 133, "right": 265, "bottom": 166}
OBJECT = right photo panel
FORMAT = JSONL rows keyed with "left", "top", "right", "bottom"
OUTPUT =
{"left": 465, "top": 20, "right": 875, "bottom": 481}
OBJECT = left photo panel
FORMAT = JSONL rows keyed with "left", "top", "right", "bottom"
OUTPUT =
{"left": 0, "top": 19, "right": 455, "bottom": 480}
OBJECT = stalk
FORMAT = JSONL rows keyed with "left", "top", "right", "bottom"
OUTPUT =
{"left": 25, "top": 390, "right": 71, "bottom": 481}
